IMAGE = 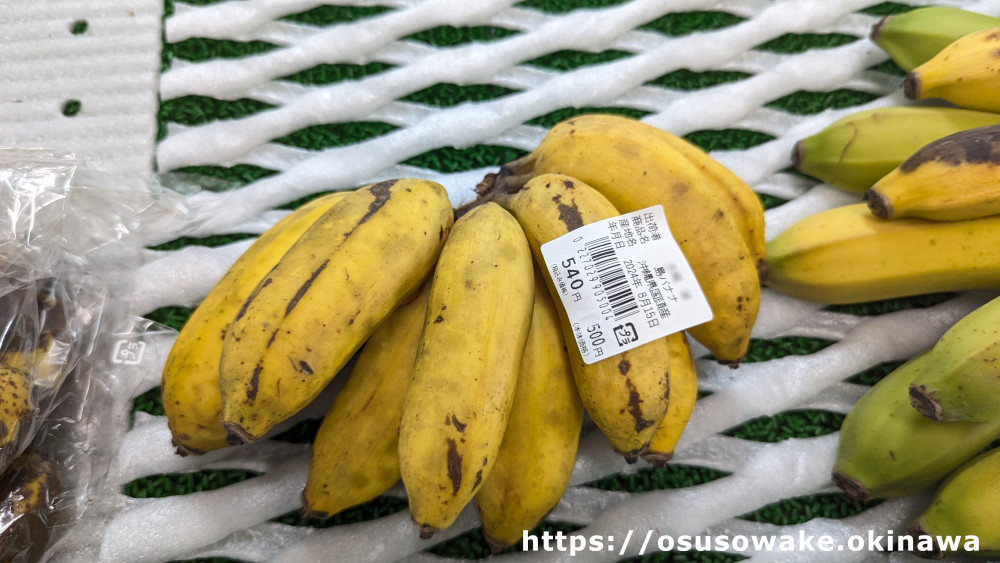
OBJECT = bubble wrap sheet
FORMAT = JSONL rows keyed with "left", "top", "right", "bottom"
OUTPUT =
{"left": 7, "top": 0, "right": 1000, "bottom": 561}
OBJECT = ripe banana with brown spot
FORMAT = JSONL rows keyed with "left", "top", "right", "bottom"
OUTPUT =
{"left": 497, "top": 113, "right": 759, "bottom": 366}
{"left": 641, "top": 331, "right": 698, "bottom": 466}
{"left": 0, "top": 365, "right": 35, "bottom": 466}
{"left": 864, "top": 124, "right": 1000, "bottom": 221}
{"left": 0, "top": 451, "right": 61, "bottom": 562}
{"left": 398, "top": 202, "right": 534, "bottom": 539}
{"left": 657, "top": 133, "right": 766, "bottom": 273}
{"left": 490, "top": 173, "right": 672, "bottom": 459}
{"left": 220, "top": 179, "right": 454, "bottom": 444}
{"left": 162, "top": 190, "right": 351, "bottom": 456}
{"left": 475, "top": 267, "right": 583, "bottom": 552}
{"left": 302, "top": 278, "right": 430, "bottom": 519}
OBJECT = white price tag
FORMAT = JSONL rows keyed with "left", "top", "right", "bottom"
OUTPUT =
{"left": 540, "top": 205, "right": 712, "bottom": 364}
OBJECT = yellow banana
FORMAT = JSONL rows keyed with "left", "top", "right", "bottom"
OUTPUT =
{"left": 496, "top": 113, "right": 759, "bottom": 366}
{"left": 906, "top": 447, "right": 1000, "bottom": 558}
{"left": 864, "top": 124, "right": 1000, "bottom": 221}
{"left": 0, "top": 451, "right": 61, "bottom": 562}
{"left": 640, "top": 331, "right": 698, "bottom": 467}
{"left": 764, "top": 203, "right": 1000, "bottom": 304}
{"left": 793, "top": 105, "right": 1000, "bottom": 193}
{"left": 398, "top": 202, "right": 534, "bottom": 539}
{"left": 301, "top": 278, "right": 430, "bottom": 519}
{"left": 492, "top": 173, "right": 672, "bottom": 459}
{"left": 162, "top": 190, "right": 351, "bottom": 455}
{"left": 871, "top": 6, "right": 1000, "bottom": 71}
{"left": 833, "top": 351, "right": 1000, "bottom": 502}
{"left": 220, "top": 179, "right": 454, "bottom": 444}
{"left": 904, "top": 26, "right": 1000, "bottom": 112}
{"left": 475, "top": 268, "right": 583, "bottom": 552}
{"left": 657, "top": 133, "right": 766, "bottom": 273}
{"left": 907, "top": 295, "right": 1000, "bottom": 423}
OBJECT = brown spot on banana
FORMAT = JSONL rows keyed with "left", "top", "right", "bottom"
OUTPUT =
{"left": 450, "top": 415, "right": 466, "bottom": 432}
{"left": 899, "top": 125, "right": 1000, "bottom": 171}
{"left": 285, "top": 259, "right": 330, "bottom": 317}
{"left": 446, "top": 438, "right": 462, "bottom": 495}
{"left": 472, "top": 469, "right": 483, "bottom": 490}
{"left": 246, "top": 363, "right": 262, "bottom": 401}
{"left": 618, "top": 360, "right": 631, "bottom": 375}
{"left": 234, "top": 277, "right": 272, "bottom": 322}
{"left": 345, "top": 180, "right": 396, "bottom": 237}
{"left": 625, "top": 377, "right": 655, "bottom": 433}
{"left": 557, "top": 200, "right": 583, "bottom": 231}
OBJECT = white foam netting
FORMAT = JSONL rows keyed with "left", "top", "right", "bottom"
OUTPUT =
{"left": 40, "top": 0, "right": 1000, "bottom": 561}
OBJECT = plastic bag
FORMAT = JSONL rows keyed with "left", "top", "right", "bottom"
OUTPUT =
{"left": 0, "top": 149, "right": 197, "bottom": 561}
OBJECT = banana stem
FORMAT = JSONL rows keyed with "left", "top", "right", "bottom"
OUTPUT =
{"left": 455, "top": 154, "right": 538, "bottom": 219}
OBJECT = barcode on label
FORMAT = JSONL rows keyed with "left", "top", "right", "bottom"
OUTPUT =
{"left": 585, "top": 236, "right": 638, "bottom": 321}
{"left": 541, "top": 205, "right": 712, "bottom": 364}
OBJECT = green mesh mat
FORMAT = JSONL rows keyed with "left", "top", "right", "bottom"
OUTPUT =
{"left": 141, "top": 1, "right": 941, "bottom": 561}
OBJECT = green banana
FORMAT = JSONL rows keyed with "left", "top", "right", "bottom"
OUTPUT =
{"left": 865, "top": 124, "right": 1000, "bottom": 221}
{"left": 908, "top": 295, "right": 1000, "bottom": 423}
{"left": 905, "top": 447, "right": 1000, "bottom": 558}
{"left": 764, "top": 203, "right": 1000, "bottom": 304}
{"left": 793, "top": 106, "right": 1000, "bottom": 193}
{"left": 832, "top": 351, "right": 1000, "bottom": 502}
{"left": 219, "top": 179, "right": 454, "bottom": 444}
{"left": 905, "top": 25, "right": 1000, "bottom": 112}
{"left": 871, "top": 6, "right": 1000, "bottom": 71}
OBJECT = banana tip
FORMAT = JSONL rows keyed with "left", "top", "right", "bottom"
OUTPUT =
{"left": 222, "top": 421, "right": 256, "bottom": 446}
{"left": 908, "top": 384, "right": 945, "bottom": 421}
{"left": 483, "top": 532, "right": 512, "bottom": 554}
{"left": 791, "top": 140, "right": 805, "bottom": 172}
{"left": 902, "top": 72, "right": 921, "bottom": 100}
{"left": 639, "top": 451, "right": 673, "bottom": 468}
{"left": 862, "top": 189, "right": 891, "bottom": 220}
{"left": 868, "top": 15, "right": 890, "bottom": 43}
{"left": 831, "top": 470, "right": 871, "bottom": 502}
{"left": 171, "top": 440, "right": 203, "bottom": 457}
{"left": 417, "top": 523, "right": 442, "bottom": 540}
{"left": 905, "top": 521, "right": 944, "bottom": 559}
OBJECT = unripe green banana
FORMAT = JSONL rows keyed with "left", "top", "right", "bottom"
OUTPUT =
{"left": 220, "top": 179, "right": 454, "bottom": 444}
{"left": 764, "top": 203, "right": 1000, "bottom": 304}
{"left": 793, "top": 106, "right": 1000, "bottom": 194}
{"left": 398, "top": 202, "right": 534, "bottom": 539}
{"left": 301, "top": 278, "right": 430, "bottom": 519}
{"left": 871, "top": 6, "right": 1000, "bottom": 71}
{"left": 908, "top": 296, "right": 1000, "bottom": 423}
{"left": 865, "top": 124, "right": 1000, "bottom": 221}
{"left": 905, "top": 26, "right": 1000, "bottom": 112}
{"left": 832, "top": 351, "right": 1000, "bottom": 502}
{"left": 905, "top": 447, "right": 1000, "bottom": 558}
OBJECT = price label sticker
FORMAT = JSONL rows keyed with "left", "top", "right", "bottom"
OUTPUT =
{"left": 540, "top": 205, "right": 712, "bottom": 364}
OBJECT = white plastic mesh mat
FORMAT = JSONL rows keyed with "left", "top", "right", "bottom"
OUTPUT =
{"left": 28, "top": 0, "right": 1000, "bottom": 561}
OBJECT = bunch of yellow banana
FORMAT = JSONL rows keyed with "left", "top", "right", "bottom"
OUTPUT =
{"left": 160, "top": 112, "right": 768, "bottom": 542}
